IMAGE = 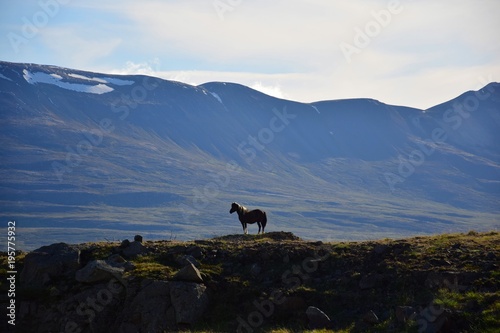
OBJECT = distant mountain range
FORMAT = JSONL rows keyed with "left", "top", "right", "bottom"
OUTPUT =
{"left": 0, "top": 61, "right": 498, "bottom": 250}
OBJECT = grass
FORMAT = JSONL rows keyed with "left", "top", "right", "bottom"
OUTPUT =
{"left": 435, "top": 289, "right": 500, "bottom": 331}
{"left": 3, "top": 231, "right": 499, "bottom": 332}
{"left": 130, "top": 261, "right": 176, "bottom": 280}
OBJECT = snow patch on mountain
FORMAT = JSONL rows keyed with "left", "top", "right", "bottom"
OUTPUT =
{"left": 0, "top": 73, "right": 12, "bottom": 81}
{"left": 68, "top": 73, "right": 107, "bottom": 83}
{"left": 23, "top": 70, "right": 114, "bottom": 94}
{"left": 210, "top": 92, "right": 223, "bottom": 104}
{"left": 102, "top": 77, "right": 135, "bottom": 86}
{"left": 311, "top": 105, "right": 320, "bottom": 114}
{"left": 69, "top": 73, "right": 134, "bottom": 86}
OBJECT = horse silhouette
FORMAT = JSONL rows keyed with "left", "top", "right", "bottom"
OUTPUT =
{"left": 229, "top": 202, "right": 267, "bottom": 234}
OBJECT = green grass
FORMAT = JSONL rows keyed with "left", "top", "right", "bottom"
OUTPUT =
{"left": 434, "top": 288, "right": 500, "bottom": 331}
{"left": 3, "top": 231, "right": 499, "bottom": 332}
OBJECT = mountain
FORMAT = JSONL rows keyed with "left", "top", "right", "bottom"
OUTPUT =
{"left": 0, "top": 61, "right": 499, "bottom": 250}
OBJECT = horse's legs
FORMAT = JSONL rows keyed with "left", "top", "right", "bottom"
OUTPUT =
{"left": 257, "top": 222, "right": 261, "bottom": 234}
{"left": 242, "top": 223, "right": 246, "bottom": 234}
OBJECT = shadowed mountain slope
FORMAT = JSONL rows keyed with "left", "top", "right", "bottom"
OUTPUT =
{"left": 0, "top": 61, "right": 498, "bottom": 249}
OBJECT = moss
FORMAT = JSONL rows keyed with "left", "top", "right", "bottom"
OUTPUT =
{"left": 129, "top": 261, "right": 176, "bottom": 280}
{"left": 9, "top": 231, "right": 500, "bottom": 332}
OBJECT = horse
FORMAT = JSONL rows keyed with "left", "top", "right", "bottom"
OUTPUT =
{"left": 229, "top": 202, "right": 267, "bottom": 235}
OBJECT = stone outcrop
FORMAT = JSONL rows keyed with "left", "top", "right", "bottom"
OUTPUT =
{"left": 18, "top": 238, "right": 210, "bottom": 332}
{"left": 173, "top": 263, "right": 204, "bottom": 283}
{"left": 170, "top": 281, "right": 209, "bottom": 327}
{"left": 117, "top": 280, "right": 176, "bottom": 333}
{"left": 12, "top": 231, "right": 500, "bottom": 332}
{"left": 20, "top": 243, "right": 80, "bottom": 287}
{"left": 75, "top": 259, "right": 125, "bottom": 283}
{"left": 306, "top": 306, "right": 332, "bottom": 329}
{"left": 120, "top": 240, "right": 148, "bottom": 259}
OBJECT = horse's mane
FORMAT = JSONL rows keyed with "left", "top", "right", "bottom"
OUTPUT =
{"left": 237, "top": 203, "right": 248, "bottom": 214}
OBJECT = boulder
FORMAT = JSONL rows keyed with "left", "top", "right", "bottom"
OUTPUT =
{"left": 176, "top": 254, "right": 201, "bottom": 268}
{"left": 395, "top": 306, "right": 416, "bottom": 323}
{"left": 75, "top": 260, "right": 125, "bottom": 283}
{"left": 118, "top": 280, "right": 176, "bottom": 333}
{"left": 20, "top": 243, "right": 80, "bottom": 287}
{"left": 121, "top": 241, "right": 148, "bottom": 259}
{"left": 134, "top": 235, "right": 143, "bottom": 243}
{"left": 362, "top": 310, "right": 379, "bottom": 325}
{"left": 373, "top": 244, "right": 388, "bottom": 255}
{"left": 416, "top": 307, "right": 453, "bottom": 333}
{"left": 173, "top": 263, "right": 203, "bottom": 283}
{"left": 187, "top": 246, "right": 203, "bottom": 259}
{"left": 359, "top": 273, "right": 384, "bottom": 290}
{"left": 306, "top": 306, "right": 332, "bottom": 329}
{"left": 107, "top": 254, "right": 136, "bottom": 272}
{"left": 120, "top": 239, "right": 130, "bottom": 248}
{"left": 170, "top": 281, "right": 209, "bottom": 327}
{"left": 280, "top": 296, "right": 306, "bottom": 312}
{"left": 250, "top": 263, "right": 262, "bottom": 277}
{"left": 107, "top": 253, "right": 127, "bottom": 264}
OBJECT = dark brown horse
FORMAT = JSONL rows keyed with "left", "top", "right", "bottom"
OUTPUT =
{"left": 230, "top": 202, "right": 267, "bottom": 234}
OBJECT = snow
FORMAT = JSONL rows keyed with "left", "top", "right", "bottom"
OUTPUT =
{"left": 23, "top": 69, "right": 114, "bottom": 95}
{"left": 69, "top": 73, "right": 134, "bottom": 86}
{"left": 101, "top": 77, "right": 135, "bottom": 86}
{"left": 210, "top": 92, "right": 223, "bottom": 104}
{"left": 0, "top": 73, "right": 12, "bottom": 81}
{"left": 68, "top": 73, "right": 107, "bottom": 83}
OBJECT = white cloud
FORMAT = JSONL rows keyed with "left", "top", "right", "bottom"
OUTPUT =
{"left": 111, "top": 58, "right": 161, "bottom": 76}
{"left": 250, "top": 82, "right": 287, "bottom": 100}
{"left": 39, "top": 26, "right": 122, "bottom": 66}
{"left": 3, "top": 0, "right": 498, "bottom": 109}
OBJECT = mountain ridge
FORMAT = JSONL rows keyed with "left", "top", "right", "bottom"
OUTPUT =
{"left": 0, "top": 61, "right": 499, "bottom": 250}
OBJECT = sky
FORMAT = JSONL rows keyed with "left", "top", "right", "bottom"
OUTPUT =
{"left": 1, "top": 0, "right": 499, "bottom": 109}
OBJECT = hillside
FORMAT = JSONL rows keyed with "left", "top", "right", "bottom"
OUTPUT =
{"left": 0, "top": 61, "right": 499, "bottom": 250}
{"left": 1, "top": 231, "right": 499, "bottom": 332}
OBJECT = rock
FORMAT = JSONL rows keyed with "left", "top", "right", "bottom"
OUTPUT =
{"left": 134, "top": 235, "right": 143, "bottom": 243}
{"left": 425, "top": 271, "right": 469, "bottom": 291}
{"left": 359, "top": 273, "right": 383, "bottom": 290}
{"left": 416, "top": 307, "right": 453, "bottom": 333}
{"left": 373, "top": 244, "right": 388, "bottom": 255}
{"left": 250, "top": 263, "right": 262, "bottom": 277}
{"left": 120, "top": 239, "right": 130, "bottom": 248}
{"left": 173, "top": 263, "right": 204, "bottom": 283}
{"left": 176, "top": 254, "right": 201, "bottom": 268}
{"left": 118, "top": 280, "right": 176, "bottom": 333}
{"left": 75, "top": 260, "right": 125, "bottom": 283}
{"left": 306, "top": 306, "right": 332, "bottom": 329}
{"left": 362, "top": 310, "right": 379, "bottom": 325}
{"left": 107, "top": 254, "right": 127, "bottom": 264}
{"left": 395, "top": 306, "right": 416, "bottom": 323}
{"left": 280, "top": 296, "right": 306, "bottom": 312}
{"left": 170, "top": 281, "right": 209, "bottom": 327}
{"left": 20, "top": 243, "right": 80, "bottom": 287}
{"left": 187, "top": 246, "right": 204, "bottom": 259}
{"left": 121, "top": 241, "right": 148, "bottom": 259}
{"left": 486, "top": 251, "right": 496, "bottom": 260}
{"left": 107, "top": 254, "right": 136, "bottom": 272}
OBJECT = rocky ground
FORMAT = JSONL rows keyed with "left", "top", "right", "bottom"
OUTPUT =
{"left": 1, "top": 231, "right": 499, "bottom": 332}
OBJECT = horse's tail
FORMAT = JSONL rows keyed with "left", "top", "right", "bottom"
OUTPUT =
{"left": 262, "top": 211, "right": 267, "bottom": 228}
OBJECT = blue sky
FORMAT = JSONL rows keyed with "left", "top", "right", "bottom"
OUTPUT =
{"left": 1, "top": 0, "right": 499, "bottom": 109}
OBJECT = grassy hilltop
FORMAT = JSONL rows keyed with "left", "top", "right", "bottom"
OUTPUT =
{"left": 1, "top": 231, "right": 499, "bottom": 332}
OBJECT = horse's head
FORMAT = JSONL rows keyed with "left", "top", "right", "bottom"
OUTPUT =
{"left": 229, "top": 202, "right": 239, "bottom": 214}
